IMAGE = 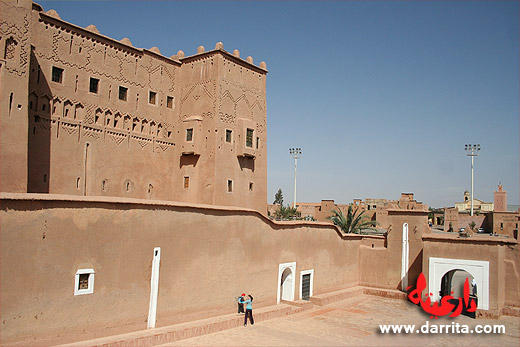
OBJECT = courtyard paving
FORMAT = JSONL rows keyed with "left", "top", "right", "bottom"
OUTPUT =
{"left": 160, "top": 295, "right": 519, "bottom": 347}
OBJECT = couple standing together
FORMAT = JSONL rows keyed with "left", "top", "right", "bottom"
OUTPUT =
{"left": 238, "top": 293, "right": 254, "bottom": 326}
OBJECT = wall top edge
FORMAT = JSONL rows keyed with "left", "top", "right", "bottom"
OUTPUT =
{"left": 180, "top": 49, "right": 268, "bottom": 74}
{"left": 0, "top": 193, "right": 343, "bottom": 232}
{"left": 38, "top": 12, "right": 144, "bottom": 56}
{"left": 422, "top": 232, "right": 517, "bottom": 245}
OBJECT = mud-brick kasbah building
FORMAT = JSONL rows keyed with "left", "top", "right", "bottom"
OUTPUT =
{"left": 0, "top": 1, "right": 519, "bottom": 346}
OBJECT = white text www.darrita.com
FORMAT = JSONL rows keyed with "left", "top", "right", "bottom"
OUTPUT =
{"left": 379, "top": 321, "right": 505, "bottom": 334}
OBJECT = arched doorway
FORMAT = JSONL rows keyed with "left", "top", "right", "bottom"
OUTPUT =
{"left": 277, "top": 262, "right": 296, "bottom": 304}
{"left": 440, "top": 269, "right": 476, "bottom": 299}
{"left": 429, "top": 257, "right": 489, "bottom": 310}
{"left": 440, "top": 269, "right": 478, "bottom": 318}
{"left": 280, "top": 268, "right": 293, "bottom": 301}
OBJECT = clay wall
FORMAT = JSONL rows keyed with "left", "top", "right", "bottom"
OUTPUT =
{"left": 27, "top": 9, "right": 178, "bottom": 200}
{"left": 422, "top": 234, "right": 519, "bottom": 315}
{"left": 0, "top": 194, "right": 359, "bottom": 345}
{"left": 0, "top": 0, "right": 32, "bottom": 193}
{"left": 489, "top": 212, "right": 519, "bottom": 238}
{"left": 2, "top": 1, "right": 268, "bottom": 213}
{"left": 359, "top": 210, "right": 428, "bottom": 290}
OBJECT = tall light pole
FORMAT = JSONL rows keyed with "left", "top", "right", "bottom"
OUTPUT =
{"left": 289, "top": 148, "right": 301, "bottom": 208}
{"left": 465, "top": 144, "right": 480, "bottom": 216}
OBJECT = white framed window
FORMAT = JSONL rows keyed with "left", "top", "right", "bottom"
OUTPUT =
{"left": 74, "top": 268, "right": 95, "bottom": 296}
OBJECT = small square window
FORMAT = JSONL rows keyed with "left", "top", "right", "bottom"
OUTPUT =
{"left": 52, "top": 66, "right": 63, "bottom": 83}
{"left": 249, "top": 182, "right": 253, "bottom": 191}
{"left": 118, "top": 86, "right": 128, "bottom": 101}
{"left": 149, "top": 91, "right": 156, "bottom": 105}
{"left": 166, "top": 96, "right": 173, "bottom": 109}
{"left": 246, "top": 128, "right": 253, "bottom": 148}
{"left": 227, "top": 179, "right": 233, "bottom": 193}
{"left": 184, "top": 176, "right": 190, "bottom": 188}
{"left": 226, "top": 129, "right": 232, "bottom": 143}
{"left": 74, "top": 269, "right": 95, "bottom": 295}
{"left": 89, "top": 77, "right": 99, "bottom": 94}
{"left": 186, "top": 128, "right": 193, "bottom": 142}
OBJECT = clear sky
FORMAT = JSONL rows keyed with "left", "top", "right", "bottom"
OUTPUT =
{"left": 39, "top": 0, "right": 519, "bottom": 208}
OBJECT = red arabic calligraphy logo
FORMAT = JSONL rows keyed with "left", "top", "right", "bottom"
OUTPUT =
{"left": 407, "top": 273, "right": 477, "bottom": 319}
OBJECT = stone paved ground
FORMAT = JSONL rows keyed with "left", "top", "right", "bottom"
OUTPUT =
{"left": 160, "top": 295, "right": 519, "bottom": 347}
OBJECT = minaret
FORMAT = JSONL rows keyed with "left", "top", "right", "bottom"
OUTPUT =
{"left": 494, "top": 183, "right": 507, "bottom": 212}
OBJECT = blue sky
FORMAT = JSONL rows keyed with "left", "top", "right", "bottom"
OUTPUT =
{"left": 40, "top": 0, "right": 519, "bottom": 208}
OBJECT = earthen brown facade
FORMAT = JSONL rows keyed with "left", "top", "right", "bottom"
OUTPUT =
{"left": 1, "top": 0, "right": 268, "bottom": 213}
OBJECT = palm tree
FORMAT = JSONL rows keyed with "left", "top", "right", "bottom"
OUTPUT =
{"left": 328, "top": 205, "right": 378, "bottom": 234}
{"left": 274, "top": 204, "right": 299, "bottom": 220}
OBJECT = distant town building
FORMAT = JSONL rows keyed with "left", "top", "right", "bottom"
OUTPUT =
{"left": 454, "top": 190, "right": 493, "bottom": 213}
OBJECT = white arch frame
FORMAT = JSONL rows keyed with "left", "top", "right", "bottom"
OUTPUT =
{"left": 277, "top": 262, "right": 296, "bottom": 304}
{"left": 429, "top": 257, "right": 489, "bottom": 310}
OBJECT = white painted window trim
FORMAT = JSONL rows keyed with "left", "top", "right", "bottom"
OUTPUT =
{"left": 277, "top": 261, "right": 296, "bottom": 304}
{"left": 428, "top": 257, "right": 489, "bottom": 310}
{"left": 299, "top": 269, "right": 314, "bottom": 300}
{"left": 74, "top": 268, "right": 95, "bottom": 296}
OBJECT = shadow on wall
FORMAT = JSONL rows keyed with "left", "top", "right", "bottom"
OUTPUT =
{"left": 179, "top": 154, "right": 199, "bottom": 168}
{"left": 238, "top": 156, "right": 254, "bottom": 172}
{"left": 402, "top": 249, "right": 423, "bottom": 291}
{"left": 27, "top": 50, "right": 51, "bottom": 193}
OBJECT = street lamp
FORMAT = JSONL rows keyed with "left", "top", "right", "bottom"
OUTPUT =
{"left": 465, "top": 144, "right": 481, "bottom": 216}
{"left": 289, "top": 148, "right": 301, "bottom": 208}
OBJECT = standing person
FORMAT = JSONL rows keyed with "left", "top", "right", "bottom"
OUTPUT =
{"left": 237, "top": 293, "right": 245, "bottom": 314}
{"left": 240, "top": 294, "right": 254, "bottom": 326}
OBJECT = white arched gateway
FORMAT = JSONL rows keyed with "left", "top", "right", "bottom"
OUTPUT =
{"left": 277, "top": 262, "right": 296, "bottom": 304}
{"left": 428, "top": 257, "right": 489, "bottom": 310}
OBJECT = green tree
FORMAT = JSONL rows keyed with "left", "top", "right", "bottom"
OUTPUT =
{"left": 469, "top": 221, "right": 476, "bottom": 231}
{"left": 274, "top": 204, "right": 299, "bottom": 220}
{"left": 273, "top": 188, "right": 284, "bottom": 205}
{"left": 328, "top": 205, "right": 378, "bottom": 234}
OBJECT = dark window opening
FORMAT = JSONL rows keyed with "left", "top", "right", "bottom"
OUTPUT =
{"left": 149, "top": 91, "right": 156, "bottom": 105}
{"left": 246, "top": 128, "right": 253, "bottom": 148}
{"left": 118, "top": 86, "right": 128, "bottom": 101}
{"left": 186, "top": 128, "right": 193, "bottom": 141}
{"left": 166, "top": 96, "right": 173, "bottom": 109}
{"left": 89, "top": 77, "right": 99, "bottom": 94}
{"left": 249, "top": 182, "right": 253, "bottom": 191}
{"left": 52, "top": 66, "right": 64, "bottom": 83}
{"left": 227, "top": 179, "right": 233, "bottom": 193}
{"left": 256, "top": 137, "right": 260, "bottom": 149}
{"left": 226, "top": 129, "right": 232, "bottom": 143}
{"left": 184, "top": 176, "right": 189, "bottom": 188}
{"left": 78, "top": 274, "right": 89, "bottom": 290}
